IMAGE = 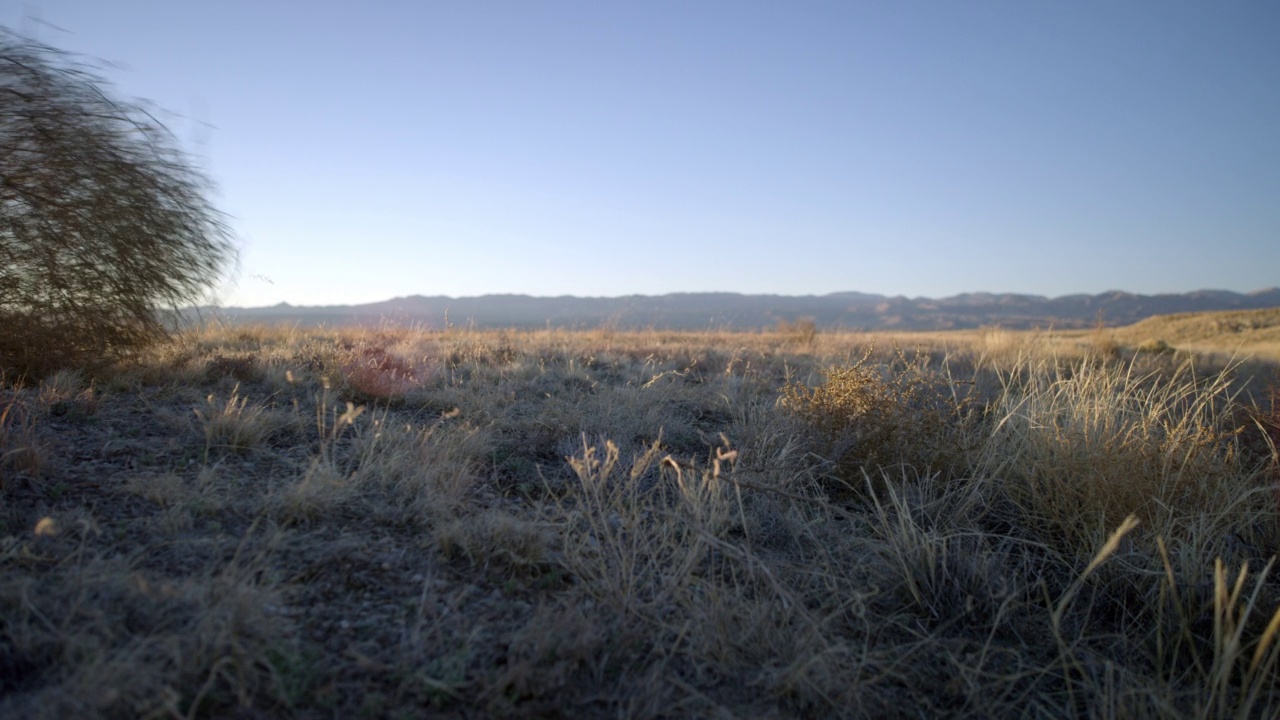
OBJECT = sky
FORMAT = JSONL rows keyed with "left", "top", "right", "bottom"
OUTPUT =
{"left": 7, "top": 1, "right": 1280, "bottom": 307}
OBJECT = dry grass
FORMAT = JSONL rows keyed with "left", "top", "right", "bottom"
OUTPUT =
{"left": 2, "top": 322, "right": 1279, "bottom": 718}
{"left": 0, "top": 391, "right": 47, "bottom": 489}
{"left": 979, "top": 355, "right": 1263, "bottom": 556}
{"left": 1113, "top": 308, "right": 1280, "bottom": 364}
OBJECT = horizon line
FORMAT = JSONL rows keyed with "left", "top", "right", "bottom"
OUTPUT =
{"left": 206, "top": 286, "right": 1280, "bottom": 311}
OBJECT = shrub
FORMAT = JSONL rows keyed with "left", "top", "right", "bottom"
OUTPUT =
{"left": 781, "top": 348, "right": 976, "bottom": 499}
{"left": 777, "top": 317, "right": 818, "bottom": 346}
{"left": 0, "top": 29, "right": 235, "bottom": 378}
{"left": 1136, "top": 338, "right": 1175, "bottom": 355}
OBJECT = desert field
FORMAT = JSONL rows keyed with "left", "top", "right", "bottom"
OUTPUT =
{"left": 3, "top": 317, "right": 1280, "bottom": 718}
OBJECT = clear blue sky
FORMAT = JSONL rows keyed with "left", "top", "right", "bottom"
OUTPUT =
{"left": 11, "top": 1, "right": 1280, "bottom": 307}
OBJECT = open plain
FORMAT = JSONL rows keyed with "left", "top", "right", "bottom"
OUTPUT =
{"left": 3, "top": 315, "right": 1280, "bottom": 719}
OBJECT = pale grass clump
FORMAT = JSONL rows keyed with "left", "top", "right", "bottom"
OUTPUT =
{"left": 273, "top": 397, "right": 487, "bottom": 526}
{"left": 863, "top": 470, "right": 1027, "bottom": 626}
{"left": 435, "top": 508, "right": 552, "bottom": 573}
{"left": 853, "top": 475, "right": 1280, "bottom": 718}
{"left": 977, "top": 325, "right": 1052, "bottom": 367}
{"left": 350, "top": 418, "right": 487, "bottom": 523}
{"left": 1021, "top": 516, "right": 1280, "bottom": 719}
{"left": 551, "top": 437, "right": 711, "bottom": 619}
{"left": 123, "top": 467, "right": 232, "bottom": 534}
{"left": 36, "top": 369, "right": 87, "bottom": 407}
{"left": 719, "top": 369, "right": 808, "bottom": 481}
{"left": 542, "top": 436, "right": 887, "bottom": 712}
{"left": 193, "top": 383, "right": 283, "bottom": 452}
{"left": 274, "top": 459, "right": 358, "bottom": 526}
{"left": 270, "top": 398, "right": 370, "bottom": 524}
{"left": 259, "top": 362, "right": 301, "bottom": 395}
{"left": 978, "top": 354, "right": 1268, "bottom": 554}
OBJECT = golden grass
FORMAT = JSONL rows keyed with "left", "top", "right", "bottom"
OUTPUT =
{"left": 1113, "top": 308, "right": 1280, "bottom": 364}
{"left": 979, "top": 355, "right": 1262, "bottom": 556}
{"left": 1, "top": 321, "right": 1278, "bottom": 718}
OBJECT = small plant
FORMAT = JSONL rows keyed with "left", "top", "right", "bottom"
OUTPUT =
{"left": 1136, "top": 338, "right": 1175, "bottom": 355}
{"left": 340, "top": 343, "right": 425, "bottom": 401}
{"left": 0, "top": 393, "right": 46, "bottom": 482}
{"left": 777, "top": 317, "right": 818, "bottom": 346}
{"left": 1089, "top": 310, "right": 1121, "bottom": 360}
{"left": 781, "top": 347, "right": 975, "bottom": 499}
{"left": 194, "top": 384, "right": 277, "bottom": 452}
{"left": 205, "top": 354, "right": 264, "bottom": 383}
{"left": 435, "top": 508, "right": 552, "bottom": 574}
{"left": 551, "top": 437, "right": 733, "bottom": 620}
{"left": 36, "top": 370, "right": 97, "bottom": 418}
{"left": 276, "top": 459, "right": 356, "bottom": 525}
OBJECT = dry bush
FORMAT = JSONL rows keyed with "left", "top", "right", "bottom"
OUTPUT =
{"left": 781, "top": 347, "right": 978, "bottom": 499}
{"left": 777, "top": 316, "right": 818, "bottom": 346}
{"left": 331, "top": 336, "right": 432, "bottom": 402}
{"left": 204, "top": 354, "right": 265, "bottom": 384}
{"left": 0, "top": 29, "right": 234, "bottom": 378}
{"left": 1089, "top": 311, "right": 1123, "bottom": 360}
{"left": 1136, "top": 338, "right": 1176, "bottom": 355}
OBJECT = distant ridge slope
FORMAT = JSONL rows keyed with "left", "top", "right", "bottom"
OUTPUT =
{"left": 195, "top": 288, "right": 1280, "bottom": 331}
{"left": 1113, "top": 307, "right": 1280, "bottom": 347}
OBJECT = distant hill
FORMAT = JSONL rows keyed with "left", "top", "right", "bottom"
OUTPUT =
{"left": 1117, "top": 306, "right": 1280, "bottom": 343}
{"left": 1110, "top": 307, "right": 1280, "bottom": 360}
{"left": 191, "top": 288, "right": 1280, "bottom": 331}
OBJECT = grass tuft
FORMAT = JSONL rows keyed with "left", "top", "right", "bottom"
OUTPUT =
{"left": 194, "top": 383, "right": 281, "bottom": 453}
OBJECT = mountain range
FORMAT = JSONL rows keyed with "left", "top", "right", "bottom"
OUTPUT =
{"left": 195, "top": 288, "right": 1280, "bottom": 332}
